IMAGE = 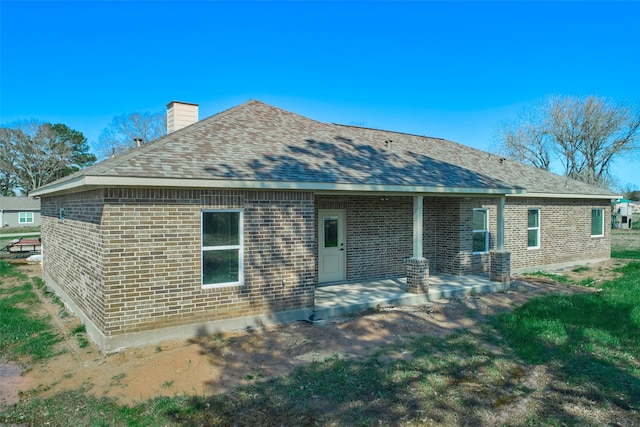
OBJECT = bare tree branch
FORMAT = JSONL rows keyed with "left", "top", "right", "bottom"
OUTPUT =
{"left": 96, "top": 110, "right": 166, "bottom": 159}
{"left": 494, "top": 105, "right": 552, "bottom": 171}
{"left": 495, "top": 95, "right": 640, "bottom": 188}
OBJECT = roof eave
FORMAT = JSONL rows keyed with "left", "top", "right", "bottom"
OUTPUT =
{"left": 29, "top": 176, "right": 524, "bottom": 197}
{"left": 29, "top": 175, "right": 88, "bottom": 197}
{"left": 508, "top": 192, "right": 619, "bottom": 200}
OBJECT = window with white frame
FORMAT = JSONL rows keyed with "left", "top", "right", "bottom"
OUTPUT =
{"left": 19, "top": 212, "right": 34, "bottom": 224}
{"left": 202, "top": 210, "right": 243, "bottom": 287}
{"left": 472, "top": 208, "right": 489, "bottom": 253}
{"left": 527, "top": 209, "right": 540, "bottom": 249}
{"left": 591, "top": 208, "right": 604, "bottom": 237}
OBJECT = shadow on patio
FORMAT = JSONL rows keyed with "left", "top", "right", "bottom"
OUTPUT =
{"left": 313, "top": 274, "right": 509, "bottom": 321}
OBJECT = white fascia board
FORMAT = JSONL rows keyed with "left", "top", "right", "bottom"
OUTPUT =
{"left": 29, "top": 176, "right": 88, "bottom": 197}
{"left": 507, "top": 192, "right": 618, "bottom": 200}
{"left": 314, "top": 188, "right": 522, "bottom": 197}
{"left": 29, "top": 175, "right": 524, "bottom": 197}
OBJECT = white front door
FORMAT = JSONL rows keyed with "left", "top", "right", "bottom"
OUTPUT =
{"left": 318, "top": 209, "right": 346, "bottom": 283}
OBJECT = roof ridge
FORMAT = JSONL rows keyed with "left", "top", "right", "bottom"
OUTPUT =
{"left": 332, "top": 122, "right": 445, "bottom": 141}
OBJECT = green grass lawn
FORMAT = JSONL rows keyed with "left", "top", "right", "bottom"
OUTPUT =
{"left": 611, "top": 228, "right": 640, "bottom": 259}
{"left": 493, "top": 262, "right": 640, "bottom": 399}
{"left": 0, "top": 226, "right": 41, "bottom": 235}
{"left": 2, "top": 233, "right": 640, "bottom": 426}
{"left": 0, "top": 260, "right": 61, "bottom": 361}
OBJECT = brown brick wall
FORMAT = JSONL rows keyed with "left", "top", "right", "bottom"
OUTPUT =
{"left": 316, "top": 195, "right": 413, "bottom": 282}
{"left": 505, "top": 198, "right": 611, "bottom": 269}
{"left": 41, "top": 189, "right": 611, "bottom": 342}
{"left": 41, "top": 190, "right": 106, "bottom": 331}
{"left": 432, "top": 197, "right": 612, "bottom": 273}
{"left": 422, "top": 197, "right": 495, "bottom": 276}
{"left": 429, "top": 197, "right": 471, "bottom": 275}
{"left": 346, "top": 196, "right": 413, "bottom": 281}
{"left": 272, "top": 195, "right": 608, "bottom": 282}
{"left": 43, "top": 188, "right": 315, "bottom": 338}
{"left": 316, "top": 195, "right": 497, "bottom": 280}
{"left": 422, "top": 198, "right": 438, "bottom": 271}
{"left": 317, "top": 195, "right": 486, "bottom": 280}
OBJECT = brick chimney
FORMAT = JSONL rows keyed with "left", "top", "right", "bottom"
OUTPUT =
{"left": 166, "top": 101, "right": 199, "bottom": 133}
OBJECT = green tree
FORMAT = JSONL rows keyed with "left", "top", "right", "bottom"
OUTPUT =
{"left": 624, "top": 189, "right": 640, "bottom": 201}
{"left": 51, "top": 123, "right": 97, "bottom": 178}
{"left": 495, "top": 95, "right": 640, "bottom": 188}
{"left": 0, "top": 121, "right": 96, "bottom": 194}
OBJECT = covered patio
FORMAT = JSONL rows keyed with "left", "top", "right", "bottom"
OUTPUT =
{"left": 312, "top": 274, "right": 509, "bottom": 322}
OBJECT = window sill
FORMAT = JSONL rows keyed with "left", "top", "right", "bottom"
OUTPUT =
{"left": 202, "top": 282, "right": 243, "bottom": 290}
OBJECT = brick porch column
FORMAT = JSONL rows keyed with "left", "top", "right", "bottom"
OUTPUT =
{"left": 404, "top": 257, "right": 429, "bottom": 293}
{"left": 490, "top": 250, "right": 511, "bottom": 285}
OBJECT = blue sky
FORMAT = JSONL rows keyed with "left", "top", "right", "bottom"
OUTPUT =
{"left": 2, "top": 1, "right": 639, "bottom": 190}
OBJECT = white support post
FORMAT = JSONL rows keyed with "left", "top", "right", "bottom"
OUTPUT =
{"left": 406, "top": 195, "right": 429, "bottom": 293}
{"left": 413, "top": 195, "right": 424, "bottom": 259}
{"left": 497, "top": 196, "right": 505, "bottom": 251}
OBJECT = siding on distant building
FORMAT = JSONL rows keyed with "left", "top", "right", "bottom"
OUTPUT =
{"left": 0, "top": 197, "right": 41, "bottom": 228}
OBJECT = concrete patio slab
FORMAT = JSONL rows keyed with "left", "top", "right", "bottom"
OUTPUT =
{"left": 312, "top": 274, "right": 509, "bottom": 321}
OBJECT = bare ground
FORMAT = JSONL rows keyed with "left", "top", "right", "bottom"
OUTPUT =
{"left": 3, "top": 258, "right": 630, "bottom": 409}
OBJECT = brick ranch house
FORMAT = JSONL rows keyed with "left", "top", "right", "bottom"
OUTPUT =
{"left": 30, "top": 100, "right": 616, "bottom": 352}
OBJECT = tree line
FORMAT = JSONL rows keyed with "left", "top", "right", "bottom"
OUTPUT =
{"left": 494, "top": 95, "right": 640, "bottom": 190}
{"left": 1, "top": 96, "right": 639, "bottom": 197}
{"left": 0, "top": 122, "right": 96, "bottom": 195}
{"left": 0, "top": 110, "right": 165, "bottom": 195}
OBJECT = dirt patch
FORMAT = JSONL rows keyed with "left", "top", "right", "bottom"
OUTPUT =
{"left": 5, "top": 260, "right": 628, "bottom": 408}
{"left": 0, "top": 362, "right": 31, "bottom": 406}
{"left": 548, "top": 257, "right": 630, "bottom": 286}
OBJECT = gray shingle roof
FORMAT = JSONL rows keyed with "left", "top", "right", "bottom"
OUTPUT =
{"left": 0, "top": 197, "right": 41, "bottom": 210}
{"left": 32, "top": 100, "right": 617, "bottom": 198}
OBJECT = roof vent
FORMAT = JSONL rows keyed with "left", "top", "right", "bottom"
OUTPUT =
{"left": 166, "top": 101, "right": 199, "bottom": 133}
